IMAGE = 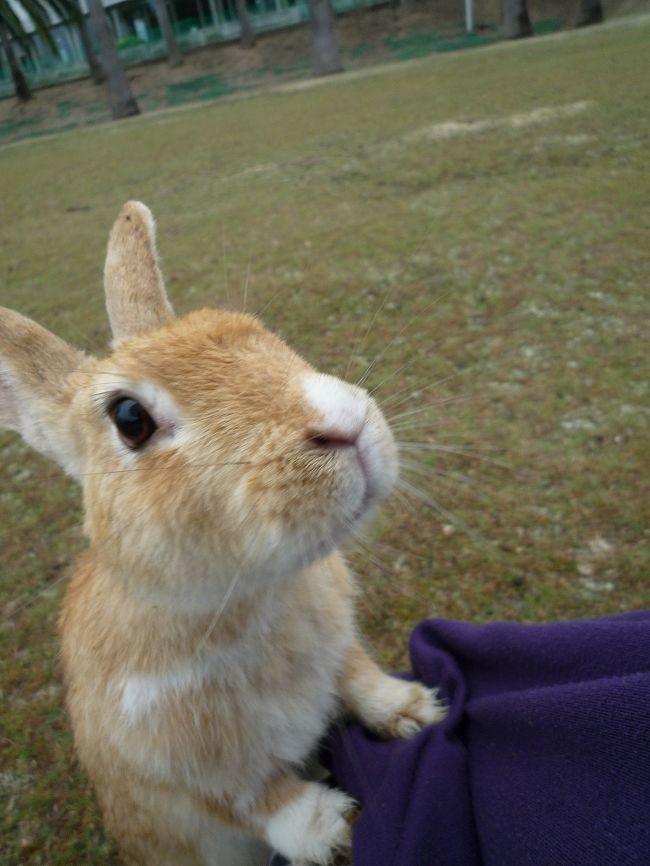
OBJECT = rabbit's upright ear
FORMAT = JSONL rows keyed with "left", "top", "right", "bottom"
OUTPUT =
{"left": 0, "top": 308, "right": 87, "bottom": 476}
{"left": 104, "top": 201, "right": 175, "bottom": 346}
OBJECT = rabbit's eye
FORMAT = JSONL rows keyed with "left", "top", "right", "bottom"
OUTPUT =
{"left": 109, "top": 398, "right": 157, "bottom": 449}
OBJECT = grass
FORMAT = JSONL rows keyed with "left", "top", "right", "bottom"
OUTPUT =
{"left": 0, "top": 116, "right": 40, "bottom": 140}
{"left": 1, "top": 18, "right": 649, "bottom": 864}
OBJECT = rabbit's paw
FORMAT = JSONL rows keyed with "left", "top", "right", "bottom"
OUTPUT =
{"left": 359, "top": 675, "right": 447, "bottom": 739}
{"left": 266, "top": 783, "right": 355, "bottom": 866}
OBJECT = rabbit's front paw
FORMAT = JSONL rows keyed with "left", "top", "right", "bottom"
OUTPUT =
{"left": 266, "top": 783, "right": 355, "bottom": 866}
{"left": 360, "top": 675, "right": 447, "bottom": 739}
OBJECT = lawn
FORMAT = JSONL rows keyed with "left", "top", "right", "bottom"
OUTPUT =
{"left": 1, "top": 18, "right": 649, "bottom": 864}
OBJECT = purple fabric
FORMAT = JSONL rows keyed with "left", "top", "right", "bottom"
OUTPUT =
{"left": 323, "top": 611, "right": 650, "bottom": 866}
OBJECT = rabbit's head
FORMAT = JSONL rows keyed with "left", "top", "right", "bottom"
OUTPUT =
{"left": 0, "top": 203, "right": 397, "bottom": 607}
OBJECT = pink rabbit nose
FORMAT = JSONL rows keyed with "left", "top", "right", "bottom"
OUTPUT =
{"left": 302, "top": 372, "right": 367, "bottom": 449}
{"left": 309, "top": 431, "right": 359, "bottom": 449}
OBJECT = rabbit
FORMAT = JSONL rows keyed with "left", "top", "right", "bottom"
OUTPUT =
{"left": 0, "top": 202, "right": 446, "bottom": 866}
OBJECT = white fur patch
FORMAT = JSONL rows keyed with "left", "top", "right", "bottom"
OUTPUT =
{"left": 118, "top": 624, "right": 276, "bottom": 725}
{"left": 264, "top": 783, "right": 354, "bottom": 865}
{"left": 117, "top": 594, "right": 353, "bottom": 755}
{"left": 302, "top": 372, "right": 367, "bottom": 443}
{"left": 120, "top": 662, "right": 200, "bottom": 724}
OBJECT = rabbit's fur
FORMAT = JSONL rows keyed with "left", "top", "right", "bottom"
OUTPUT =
{"left": 0, "top": 203, "right": 445, "bottom": 866}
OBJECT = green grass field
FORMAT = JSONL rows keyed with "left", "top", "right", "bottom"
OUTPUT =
{"left": 1, "top": 18, "right": 649, "bottom": 864}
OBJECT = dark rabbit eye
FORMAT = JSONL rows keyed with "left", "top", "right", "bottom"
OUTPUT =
{"left": 109, "top": 398, "right": 157, "bottom": 449}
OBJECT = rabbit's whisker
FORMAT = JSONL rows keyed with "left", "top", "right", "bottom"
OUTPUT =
{"left": 397, "top": 441, "right": 508, "bottom": 469}
{"left": 343, "top": 525, "right": 394, "bottom": 582}
{"left": 399, "top": 458, "right": 485, "bottom": 495}
{"left": 345, "top": 283, "right": 394, "bottom": 382}
{"left": 8, "top": 461, "right": 254, "bottom": 485}
{"left": 353, "top": 284, "right": 460, "bottom": 390}
{"left": 387, "top": 395, "right": 472, "bottom": 425}
{"left": 376, "top": 339, "right": 527, "bottom": 416}
{"left": 366, "top": 357, "right": 424, "bottom": 399}
{"left": 195, "top": 566, "right": 246, "bottom": 654}
{"left": 388, "top": 484, "right": 422, "bottom": 519}
{"left": 242, "top": 262, "right": 252, "bottom": 314}
{"left": 395, "top": 477, "right": 468, "bottom": 533}
{"left": 222, "top": 221, "right": 230, "bottom": 308}
{"left": 389, "top": 418, "right": 478, "bottom": 434}
{"left": 256, "top": 282, "right": 290, "bottom": 320}
{"left": 6, "top": 569, "right": 71, "bottom": 620}
{"left": 377, "top": 368, "right": 469, "bottom": 414}
{"left": 354, "top": 322, "right": 411, "bottom": 391}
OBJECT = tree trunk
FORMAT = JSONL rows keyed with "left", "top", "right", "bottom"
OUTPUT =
{"left": 78, "top": 13, "right": 105, "bottom": 84}
{"left": 503, "top": 0, "right": 533, "bottom": 39}
{"left": 86, "top": 0, "right": 140, "bottom": 119}
{"left": 309, "top": 0, "right": 343, "bottom": 77}
{"left": 0, "top": 25, "right": 32, "bottom": 102}
{"left": 234, "top": 0, "right": 256, "bottom": 48}
{"left": 152, "top": 0, "right": 183, "bottom": 67}
{"left": 575, "top": 0, "right": 604, "bottom": 27}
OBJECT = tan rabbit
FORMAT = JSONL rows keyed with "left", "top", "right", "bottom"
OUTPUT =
{"left": 0, "top": 202, "right": 446, "bottom": 866}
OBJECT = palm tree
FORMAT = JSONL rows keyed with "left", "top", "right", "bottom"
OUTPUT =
{"left": 309, "top": 0, "right": 342, "bottom": 76}
{"left": 0, "top": 0, "right": 82, "bottom": 101}
{"left": 0, "top": 22, "right": 31, "bottom": 100}
{"left": 85, "top": 0, "right": 139, "bottom": 118}
{"left": 575, "top": 0, "right": 603, "bottom": 27}
{"left": 151, "top": 0, "right": 182, "bottom": 67}
{"left": 503, "top": 0, "right": 532, "bottom": 39}
{"left": 72, "top": 0, "right": 104, "bottom": 84}
{"left": 234, "top": 0, "right": 255, "bottom": 49}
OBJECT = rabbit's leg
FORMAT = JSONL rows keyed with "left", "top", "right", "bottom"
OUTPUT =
{"left": 205, "top": 774, "right": 355, "bottom": 866}
{"left": 338, "top": 639, "right": 447, "bottom": 738}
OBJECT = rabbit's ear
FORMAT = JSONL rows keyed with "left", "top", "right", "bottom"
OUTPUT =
{"left": 104, "top": 201, "right": 175, "bottom": 346}
{"left": 0, "top": 308, "right": 87, "bottom": 475}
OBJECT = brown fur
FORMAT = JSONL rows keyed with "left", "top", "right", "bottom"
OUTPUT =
{"left": 1, "top": 202, "right": 445, "bottom": 866}
{"left": 104, "top": 201, "right": 174, "bottom": 343}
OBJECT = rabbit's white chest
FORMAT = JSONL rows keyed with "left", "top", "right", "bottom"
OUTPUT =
{"left": 114, "top": 595, "right": 353, "bottom": 791}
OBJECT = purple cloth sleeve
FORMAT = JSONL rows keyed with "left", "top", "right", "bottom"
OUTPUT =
{"left": 322, "top": 611, "right": 650, "bottom": 866}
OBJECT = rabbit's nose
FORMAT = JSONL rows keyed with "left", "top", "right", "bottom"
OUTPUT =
{"left": 309, "top": 431, "right": 359, "bottom": 449}
{"left": 302, "top": 372, "right": 367, "bottom": 449}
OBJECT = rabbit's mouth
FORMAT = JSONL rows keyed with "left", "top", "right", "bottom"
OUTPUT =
{"left": 342, "top": 432, "right": 391, "bottom": 526}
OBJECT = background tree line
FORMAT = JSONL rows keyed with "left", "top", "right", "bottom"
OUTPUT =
{"left": 505, "top": 0, "right": 603, "bottom": 37}
{"left": 0, "top": 0, "right": 606, "bottom": 115}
